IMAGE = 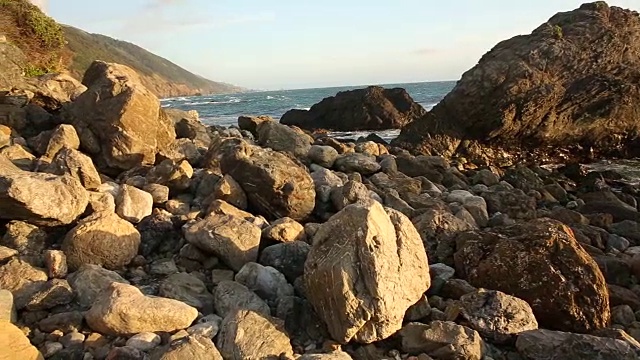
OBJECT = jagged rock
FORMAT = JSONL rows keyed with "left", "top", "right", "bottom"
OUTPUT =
{"left": 44, "top": 147, "right": 102, "bottom": 190}
{"left": 85, "top": 282, "right": 198, "bottom": 336}
{"left": 0, "top": 258, "right": 48, "bottom": 310}
{"left": 331, "top": 180, "right": 381, "bottom": 211}
{"left": 0, "top": 155, "right": 88, "bottom": 226}
{"left": 393, "top": 3, "right": 640, "bottom": 165}
{"left": 0, "top": 322, "right": 44, "bottom": 360}
{"left": 147, "top": 159, "right": 193, "bottom": 192}
{"left": 159, "top": 273, "right": 214, "bottom": 313}
{"left": 459, "top": 289, "right": 538, "bottom": 344}
{"left": 0, "top": 144, "right": 35, "bottom": 170}
{"left": 412, "top": 208, "right": 475, "bottom": 264}
{"left": 42, "top": 124, "right": 81, "bottom": 159}
{"left": 308, "top": 145, "right": 339, "bottom": 168}
{"left": 311, "top": 166, "right": 344, "bottom": 203}
{"left": 216, "top": 309, "right": 294, "bottom": 360}
{"left": 262, "top": 217, "right": 306, "bottom": 243}
{"left": 24, "top": 73, "right": 87, "bottom": 112}
{"left": 259, "top": 241, "right": 311, "bottom": 282}
{"left": 137, "top": 209, "right": 182, "bottom": 257}
{"left": 184, "top": 214, "right": 261, "bottom": 271}
{"left": 143, "top": 183, "right": 170, "bottom": 205}
{"left": 87, "top": 191, "right": 116, "bottom": 214}
{"left": 256, "top": 120, "right": 311, "bottom": 158}
{"left": 175, "top": 116, "right": 211, "bottom": 148}
{"left": 515, "top": 329, "right": 637, "bottom": 360}
{"left": 235, "top": 262, "right": 294, "bottom": 307}
{"left": 2, "top": 220, "right": 47, "bottom": 256}
{"left": 63, "top": 212, "right": 141, "bottom": 270}
{"left": 210, "top": 174, "right": 247, "bottom": 210}
{"left": 237, "top": 115, "right": 272, "bottom": 136}
{"left": 454, "top": 218, "right": 610, "bottom": 333}
{"left": 157, "top": 138, "right": 201, "bottom": 165}
{"left": 158, "top": 335, "right": 223, "bottom": 360}
{"left": 399, "top": 321, "right": 485, "bottom": 360}
{"left": 280, "top": 86, "right": 426, "bottom": 131}
{"left": 212, "top": 281, "right": 270, "bottom": 319}
{"left": 115, "top": 185, "right": 153, "bottom": 223}
{"left": 67, "top": 264, "right": 129, "bottom": 308}
{"left": 304, "top": 202, "right": 430, "bottom": 343}
{"left": 61, "top": 61, "right": 175, "bottom": 172}
{"left": 219, "top": 139, "right": 315, "bottom": 221}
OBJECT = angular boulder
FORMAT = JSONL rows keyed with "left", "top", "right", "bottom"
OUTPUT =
{"left": 85, "top": 282, "right": 198, "bottom": 336}
{"left": 0, "top": 155, "right": 88, "bottom": 226}
{"left": 44, "top": 147, "right": 101, "bottom": 190}
{"left": 61, "top": 61, "right": 175, "bottom": 172}
{"left": 219, "top": 139, "right": 315, "bottom": 221}
{"left": 304, "top": 201, "right": 430, "bottom": 343}
{"left": 454, "top": 218, "right": 610, "bottom": 333}
{"left": 399, "top": 321, "right": 484, "bottom": 360}
{"left": 281, "top": 86, "right": 426, "bottom": 131}
{"left": 393, "top": 3, "right": 640, "bottom": 165}
{"left": 256, "top": 120, "right": 312, "bottom": 158}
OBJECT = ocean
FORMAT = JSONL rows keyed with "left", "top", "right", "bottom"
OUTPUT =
{"left": 161, "top": 81, "right": 456, "bottom": 142}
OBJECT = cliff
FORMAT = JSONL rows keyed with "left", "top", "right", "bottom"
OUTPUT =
{"left": 0, "top": 0, "right": 242, "bottom": 97}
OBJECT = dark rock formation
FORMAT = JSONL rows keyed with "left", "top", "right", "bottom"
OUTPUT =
{"left": 280, "top": 86, "right": 426, "bottom": 131}
{"left": 393, "top": 2, "right": 640, "bottom": 166}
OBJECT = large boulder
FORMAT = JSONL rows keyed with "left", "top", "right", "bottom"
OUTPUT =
{"left": 256, "top": 120, "right": 312, "bottom": 158}
{"left": 85, "top": 282, "right": 198, "bottom": 336}
{"left": 23, "top": 73, "right": 87, "bottom": 112}
{"left": 61, "top": 61, "right": 175, "bottom": 172}
{"left": 280, "top": 86, "right": 426, "bottom": 131}
{"left": 0, "top": 322, "right": 44, "bottom": 360}
{"left": 219, "top": 139, "right": 315, "bottom": 221}
{"left": 393, "top": 3, "right": 640, "bottom": 165}
{"left": 0, "top": 155, "right": 88, "bottom": 226}
{"left": 304, "top": 201, "right": 430, "bottom": 343}
{"left": 454, "top": 218, "right": 610, "bottom": 333}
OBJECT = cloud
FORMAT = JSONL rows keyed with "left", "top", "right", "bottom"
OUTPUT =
{"left": 28, "top": 0, "right": 48, "bottom": 12}
{"left": 412, "top": 48, "right": 439, "bottom": 56}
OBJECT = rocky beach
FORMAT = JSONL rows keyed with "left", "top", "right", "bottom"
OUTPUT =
{"left": 1, "top": 1, "right": 640, "bottom": 360}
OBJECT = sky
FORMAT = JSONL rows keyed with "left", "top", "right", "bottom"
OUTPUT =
{"left": 33, "top": 0, "right": 640, "bottom": 90}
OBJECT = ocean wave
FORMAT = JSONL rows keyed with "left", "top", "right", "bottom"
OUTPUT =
{"left": 209, "top": 98, "right": 244, "bottom": 105}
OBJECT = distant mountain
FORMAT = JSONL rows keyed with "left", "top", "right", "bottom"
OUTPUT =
{"left": 0, "top": 0, "right": 243, "bottom": 97}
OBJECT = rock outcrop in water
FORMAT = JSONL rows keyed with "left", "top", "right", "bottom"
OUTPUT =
{"left": 280, "top": 86, "right": 426, "bottom": 131}
{"left": 393, "top": 2, "right": 640, "bottom": 166}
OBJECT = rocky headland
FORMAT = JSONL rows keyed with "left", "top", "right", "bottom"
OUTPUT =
{"left": 1, "top": 1, "right": 640, "bottom": 360}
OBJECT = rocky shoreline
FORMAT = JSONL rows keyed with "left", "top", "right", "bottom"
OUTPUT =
{"left": 0, "top": 57, "right": 639, "bottom": 360}
{"left": 2, "top": 2, "right": 640, "bottom": 360}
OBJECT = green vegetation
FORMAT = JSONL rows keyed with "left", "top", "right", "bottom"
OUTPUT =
{"left": 0, "top": 0, "right": 64, "bottom": 50}
{"left": 23, "top": 64, "right": 47, "bottom": 77}
{"left": 553, "top": 25, "right": 563, "bottom": 39}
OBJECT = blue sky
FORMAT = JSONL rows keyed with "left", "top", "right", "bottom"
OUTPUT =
{"left": 41, "top": 0, "right": 639, "bottom": 90}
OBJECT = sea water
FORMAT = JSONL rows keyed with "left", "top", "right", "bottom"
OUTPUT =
{"left": 161, "top": 81, "right": 455, "bottom": 142}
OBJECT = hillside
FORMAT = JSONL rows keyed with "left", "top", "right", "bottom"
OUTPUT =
{"left": 0, "top": 0, "right": 242, "bottom": 97}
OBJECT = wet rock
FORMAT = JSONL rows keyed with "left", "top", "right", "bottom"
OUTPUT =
{"left": 212, "top": 280, "right": 270, "bottom": 319}
{"left": 216, "top": 309, "right": 294, "bottom": 360}
{"left": 184, "top": 214, "right": 261, "bottom": 271}
{"left": 454, "top": 218, "right": 610, "bottom": 333}
{"left": 62, "top": 212, "right": 141, "bottom": 270}
{"left": 304, "top": 202, "right": 430, "bottom": 343}
{"left": 235, "top": 262, "right": 294, "bottom": 307}
{"left": 515, "top": 329, "right": 637, "bottom": 360}
{"left": 399, "top": 321, "right": 484, "bottom": 360}
{"left": 85, "top": 282, "right": 198, "bottom": 336}
{"left": 459, "top": 289, "right": 538, "bottom": 344}
{"left": 67, "top": 264, "right": 130, "bottom": 308}
{"left": 219, "top": 139, "right": 315, "bottom": 221}
{"left": 0, "top": 155, "right": 89, "bottom": 226}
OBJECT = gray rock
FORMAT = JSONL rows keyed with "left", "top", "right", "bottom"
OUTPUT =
{"left": 428, "top": 263, "right": 456, "bottom": 296}
{"left": 67, "top": 264, "right": 130, "bottom": 308}
{"left": 212, "top": 281, "right": 270, "bottom": 319}
{"left": 308, "top": 145, "right": 339, "bottom": 168}
{"left": 472, "top": 169, "right": 499, "bottom": 186}
{"left": 116, "top": 185, "right": 153, "bottom": 224}
{"left": 235, "top": 262, "right": 294, "bottom": 307}
{"left": 217, "top": 309, "right": 294, "bottom": 360}
{"left": 459, "top": 289, "right": 538, "bottom": 344}
{"left": 0, "top": 258, "right": 48, "bottom": 310}
{"left": 611, "top": 305, "right": 636, "bottom": 327}
{"left": 211, "top": 269, "right": 235, "bottom": 286}
{"left": 516, "top": 329, "right": 637, "bottom": 360}
{"left": 24, "top": 279, "right": 74, "bottom": 311}
{"left": 333, "top": 153, "right": 381, "bottom": 175}
{"left": 259, "top": 241, "right": 310, "bottom": 282}
{"left": 299, "top": 351, "right": 353, "bottom": 360}
{"left": 38, "top": 311, "right": 83, "bottom": 333}
{"left": 126, "top": 332, "right": 161, "bottom": 352}
{"left": 412, "top": 208, "right": 475, "bottom": 264}
{"left": 159, "top": 273, "right": 214, "bottom": 313}
{"left": 311, "top": 167, "right": 344, "bottom": 203}
{"left": 184, "top": 214, "right": 261, "bottom": 272}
